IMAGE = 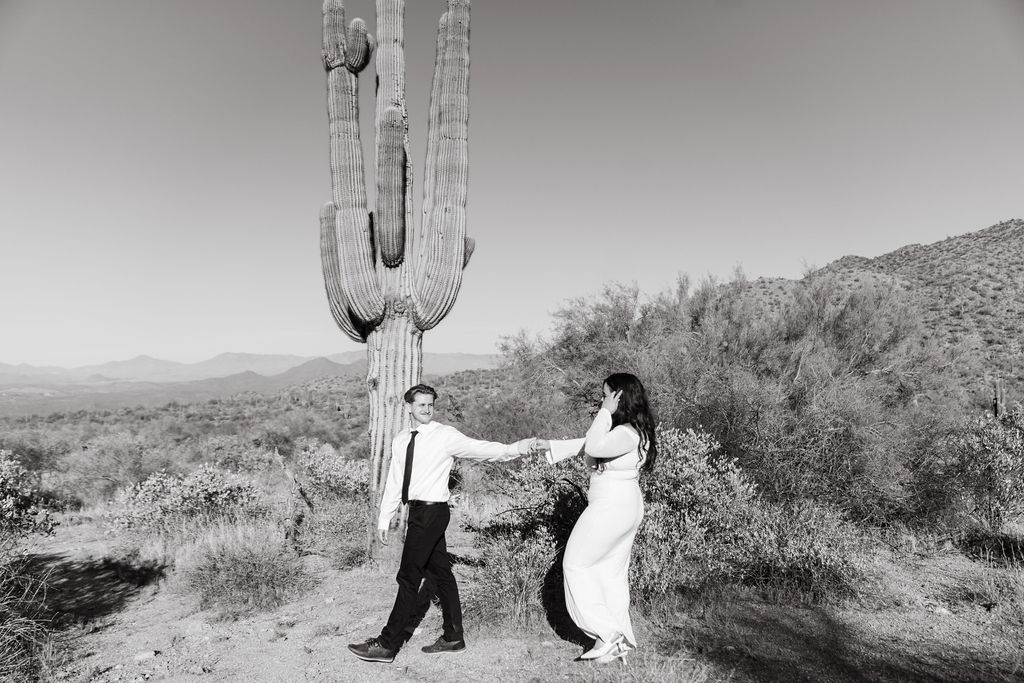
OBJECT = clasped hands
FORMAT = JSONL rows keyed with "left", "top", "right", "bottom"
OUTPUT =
{"left": 525, "top": 438, "right": 550, "bottom": 456}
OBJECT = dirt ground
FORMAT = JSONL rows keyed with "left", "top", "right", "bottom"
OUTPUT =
{"left": 27, "top": 518, "right": 1024, "bottom": 683}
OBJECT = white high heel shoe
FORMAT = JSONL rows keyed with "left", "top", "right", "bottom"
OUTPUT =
{"left": 594, "top": 642, "right": 628, "bottom": 664}
{"left": 580, "top": 634, "right": 623, "bottom": 660}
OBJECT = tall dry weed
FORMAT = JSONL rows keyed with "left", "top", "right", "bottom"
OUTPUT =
{"left": 174, "top": 520, "right": 314, "bottom": 619}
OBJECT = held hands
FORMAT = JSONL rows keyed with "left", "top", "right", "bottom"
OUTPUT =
{"left": 601, "top": 389, "right": 622, "bottom": 415}
{"left": 528, "top": 438, "right": 550, "bottom": 456}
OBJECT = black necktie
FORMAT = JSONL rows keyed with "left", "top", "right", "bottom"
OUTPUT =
{"left": 401, "top": 430, "right": 418, "bottom": 505}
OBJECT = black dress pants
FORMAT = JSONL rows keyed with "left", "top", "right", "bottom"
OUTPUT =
{"left": 378, "top": 502, "right": 463, "bottom": 650}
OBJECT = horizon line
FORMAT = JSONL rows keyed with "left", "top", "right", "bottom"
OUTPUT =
{"left": 0, "top": 348, "right": 504, "bottom": 371}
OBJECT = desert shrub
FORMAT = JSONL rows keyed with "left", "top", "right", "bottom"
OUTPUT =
{"left": 473, "top": 424, "right": 864, "bottom": 616}
{"left": 292, "top": 439, "right": 369, "bottom": 567}
{"left": 739, "top": 500, "right": 864, "bottom": 601}
{"left": 252, "top": 410, "right": 344, "bottom": 458}
{"left": 632, "top": 428, "right": 755, "bottom": 598}
{"left": 0, "top": 430, "right": 73, "bottom": 474}
{"left": 464, "top": 529, "right": 558, "bottom": 627}
{"left": 64, "top": 431, "right": 180, "bottom": 505}
{"left": 949, "top": 408, "right": 1024, "bottom": 530}
{"left": 0, "top": 453, "right": 54, "bottom": 681}
{"left": 175, "top": 520, "right": 314, "bottom": 618}
{"left": 296, "top": 439, "right": 368, "bottom": 500}
{"left": 0, "top": 535, "right": 49, "bottom": 682}
{"left": 634, "top": 427, "right": 862, "bottom": 602}
{"left": 500, "top": 274, "right": 953, "bottom": 526}
{"left": 107, "top": 464, "right": 264, "bottom": 536}
{"left": 916, "top": 408, "right": 1024, "bottom": 533}
{"left": 194, "top": 434, "right": 274, "bottom": 473}
{"left": 0, "top": 451, "right": 56, "bottom": 537}
{"left": 465, "top": 455, "right": 588, "bottom": 627}
{"left": 299, "top": 497, "right": 367, "bottom": 568}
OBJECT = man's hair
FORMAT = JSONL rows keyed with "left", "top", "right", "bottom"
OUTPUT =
{"left": 404, "top": 384, "right": 438, "bottom": 404}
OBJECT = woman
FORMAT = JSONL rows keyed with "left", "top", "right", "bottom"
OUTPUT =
{"left": 535, "top": 372, "right": 657, "bottom": 663}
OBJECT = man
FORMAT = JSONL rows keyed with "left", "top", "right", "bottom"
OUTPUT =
{"left": 347, "top": 383, "right": 536, "bottom": 663}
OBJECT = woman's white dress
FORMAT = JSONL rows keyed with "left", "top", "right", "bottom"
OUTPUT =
{"left": 546, "top": 408, "right": 645, "bottom": 651}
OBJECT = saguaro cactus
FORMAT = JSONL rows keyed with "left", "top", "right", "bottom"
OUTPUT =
{"left": 320, "top": 0, "right": 474, "bottom": 554}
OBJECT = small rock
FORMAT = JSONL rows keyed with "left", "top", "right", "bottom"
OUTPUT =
{"left": 264, "top": 628, "right": 289, "bottom": 643}
{"left": 540, "top": 640, "right": 554, "bottom": 648}
{"left": 133, "top": 650, "right": 159, "bottom": 663}
{"left": 325, "top": 596, "right": 335, "bottom": 604}
{"left": 933, "top": 606, "right": 951, "bottom": 615}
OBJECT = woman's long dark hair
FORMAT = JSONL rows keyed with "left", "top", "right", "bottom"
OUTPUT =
{"left": 604, "top": 372, "right": 657, "bottom": 471}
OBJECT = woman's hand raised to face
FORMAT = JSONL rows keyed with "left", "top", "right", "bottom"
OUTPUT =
{"left": 601, "top": 389, "right": 622, "bottom": 415}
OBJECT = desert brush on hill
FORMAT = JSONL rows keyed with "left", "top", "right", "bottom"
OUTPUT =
{"left": 747, "top": 218, "right": 1024, "bottom": 407}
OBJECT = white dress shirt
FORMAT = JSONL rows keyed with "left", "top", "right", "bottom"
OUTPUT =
{"left": 545, "top": 408, "right": 644, "bottom": 471}
{"left": 377, "top": 420, "right": 531, "bottom": 530}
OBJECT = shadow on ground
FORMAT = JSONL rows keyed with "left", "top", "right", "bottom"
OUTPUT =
{"left": 25, "top": 553, "right": 165, "bottom": 626}
{"left": 540, "top": 482, "right": 591, "bottom": 650}
{"left": 541, "top": 549, "right": 590, "bottom": 649}
{"left": 667, "top": 599, "right": 1022, "bottom": 683}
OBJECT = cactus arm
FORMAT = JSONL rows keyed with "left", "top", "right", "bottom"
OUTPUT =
{"left": 375, "top": 0, "right": 415, "bottom": 274}
{"left": 376, "top": 107, "right": 407, "bottom": 267}
{"left": 345, "top": 18, "right": 374, "bottom": 72}
{"left": 323, "top": 1, "right": 385, "bottom": 327}
{"left": 320, "top": 202, "right": 367, "bottom": 342}
{"left": 414, "top": 0, "right": 471, "bottom": 329}
{"left": 375, "top": 0, "right": 405, "bottom": 111}
{"left": 322, "top": 0, "right": 347, "bottom": 70}
{"left": 416, "top": 9, "right": 448, "bottom": 274}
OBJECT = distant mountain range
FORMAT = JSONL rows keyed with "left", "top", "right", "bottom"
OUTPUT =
{"left": 0, "top": 351, "right": 497, "bottom": 385}
{"left": 0, "top": 352, "right": 499, "bottom": 416}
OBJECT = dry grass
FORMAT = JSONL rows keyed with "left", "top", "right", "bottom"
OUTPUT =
{"left": 566, "top": 647, "right": 716, "bottom": 683}
{"left": 0, "top": 538, "right": 51, "bottom": 681}
{"left": 462, "top": 530, "right": 556, "bottom": 629}
{"left": 300, "top": 503, "right": 368, "bottom": 570}
{"left": 173, "top": 520, "right": 315, "bottom": 619}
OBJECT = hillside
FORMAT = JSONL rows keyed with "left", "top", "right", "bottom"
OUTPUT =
{"left": 823, "top": 219, "right": 1023, "bottom": 403}
{"left": 747, "top": 219, "right": 1024, "bottom": 406}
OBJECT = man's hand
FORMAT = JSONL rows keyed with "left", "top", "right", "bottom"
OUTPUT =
{"left": 530, "top": 438, "right": 550, "bottom": 455}
{"left": 378, "top": 527, "right": 389, "bottom": 545}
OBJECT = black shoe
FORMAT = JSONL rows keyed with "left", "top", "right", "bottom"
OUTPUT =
{"left": 347, "top": 637, "right": 397, "bottom": 663}
{"left": 421, "top": 635, "right": 466, "bottom": 654}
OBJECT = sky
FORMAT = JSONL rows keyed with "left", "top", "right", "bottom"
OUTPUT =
{"left": 2, "top": 0, "right": 1023, "bottom": 367}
